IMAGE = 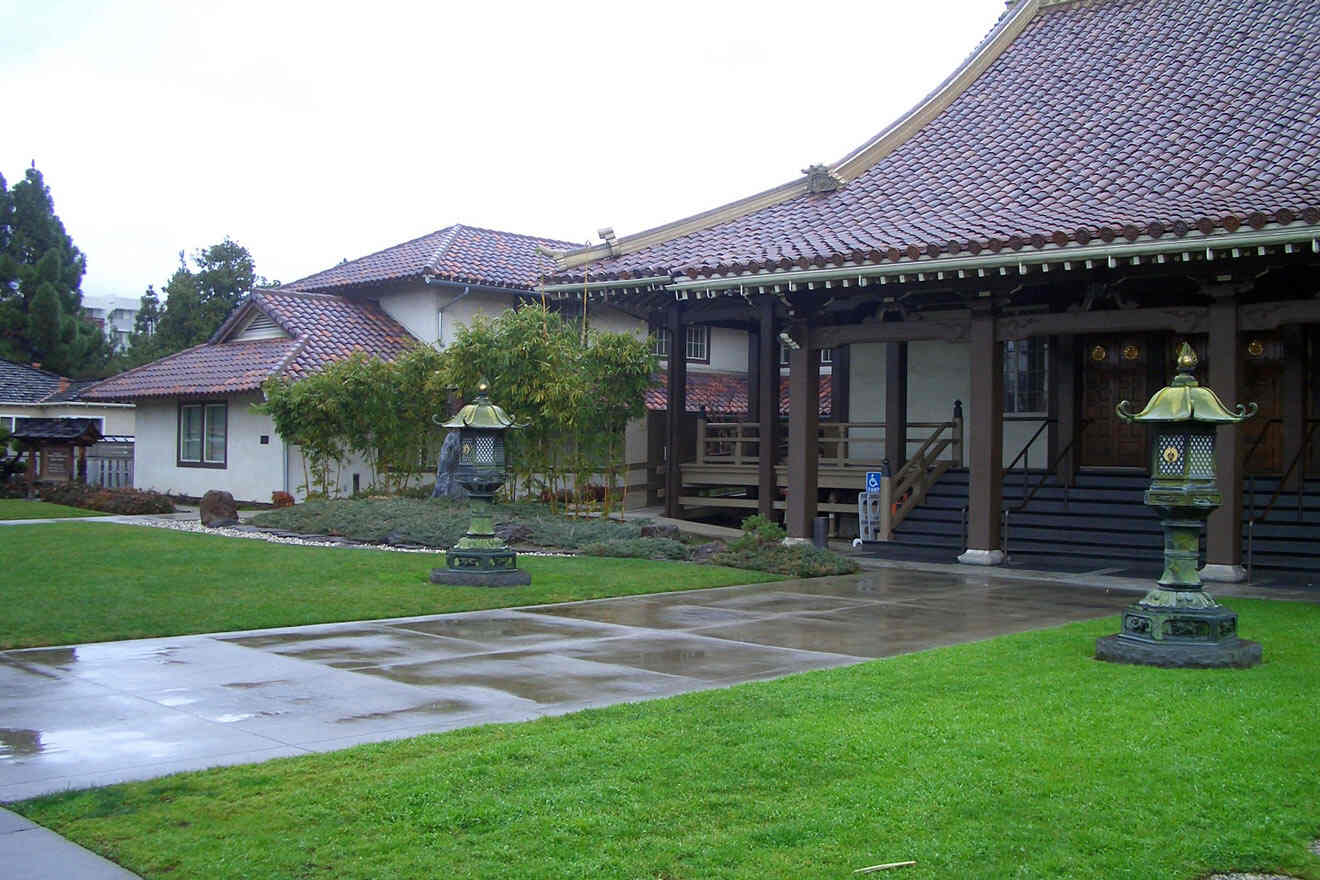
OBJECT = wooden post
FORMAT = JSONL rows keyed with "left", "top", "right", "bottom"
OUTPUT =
{"left": 1048, "top": 335, "right": 1080, "bottom": 487}
{"left": 664, "top": 305, "right": 687, "bottom": 519}
{"left": 747, "top": 330, "right": 760, "bottom": 422}
{"left": 757, "top": 297, "right": 778, "bottom": 519}
{"left": 1280, "top": 325, "right": 1307, "bottom": 491}
{"left": 77, "top": 444, "right": 88, "bottom": 484}
{"left": 1204, "top": 295, "right": 1244, "bottom": 580}
{"left": 885, "top": 342, "right": 908, "bottom": 471}
{"left": 960, "top": 308, "right": 1004, "bottom": 564}
{"left": 24, "top": 443, "right": 36, "bottom": 499}
{"left": 786, "top": 320, "right": 819, "bottom": 538}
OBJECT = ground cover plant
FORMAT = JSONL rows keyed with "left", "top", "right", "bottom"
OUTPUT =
{"left": 0, "top": 523, "right": 780, "bottom": 649}
{"left": 0, "top": 498, "right": 108, "bottom": 519}
{"left": 712, "top": 515, "right": 860, "bottom": 577}
{"left": 15, "top": 599, "right": 1319, "bottom": 879}
{"left": 250, "top": 496, "right": 652, "bottom": 549}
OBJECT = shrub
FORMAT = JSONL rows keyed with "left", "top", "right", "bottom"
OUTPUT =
{"left": 271, "top": 491, "right": 295, "bottom": 508}
{"left": 580, "top": 537, "right": 690, "bottom": 561}
{"left": 733, "top": 514, "right": 787, "bottom": 549}
{"left": 38, "top": 483, "right": 176, "bottom": 515}
{"left": 711, "top": 542, "right": 859, "bottom": 578}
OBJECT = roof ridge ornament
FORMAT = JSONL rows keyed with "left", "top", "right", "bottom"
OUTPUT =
{"left": 803, "top": 164, "right": 842, "bottom": 194}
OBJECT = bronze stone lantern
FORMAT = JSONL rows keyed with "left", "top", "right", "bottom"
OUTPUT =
{"left": 1095, "top": 343, "right": 1259, "bottom": 667}
{"left": 429, "top": 379, "right": 531, "bottom": 587}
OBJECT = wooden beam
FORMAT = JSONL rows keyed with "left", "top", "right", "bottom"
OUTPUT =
{"left": 758, "top": 297, "right": 779, "bottom": 519}
{"left": 1239, "top": 297, "right": 1320, "bottom": 331}
{"left": 816, "top": 309, "right": 971, "bottom": 348}
{"left": 995, "top": 306, "right": 1209, "bottom": 340}
{"left": 962, "top": 308, "right": 1004, "bottom": 562}
{"left": 1205, "top": 297, "right": 1243, "bottom": 574}
{"left": 664, "top": 305, "right": 687, "bottom": 519}
{"left": 786, "top": 320, "right": 819, "bottom": 538}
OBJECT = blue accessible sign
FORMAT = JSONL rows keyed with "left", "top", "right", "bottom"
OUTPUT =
{"left": 865, "top": 472, "right": 884, "bottom": 493}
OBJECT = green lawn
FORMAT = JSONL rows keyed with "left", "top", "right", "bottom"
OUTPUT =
{"left": 15, "top": 599, "right": 1319, "bottom": 879}
{"left": 0, "top": 523, "right": 780, "bottom": 649}
{"left": 0, "top": 498, "right": 108, "bottom": 520}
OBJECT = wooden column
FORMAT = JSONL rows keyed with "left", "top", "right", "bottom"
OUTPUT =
{"left": 960, "top": 308, "right": 1004, "bottom": 564}
{"left": 1280, "top": 324, "right": 1307, "bottom": 491}
{"left": 884, "top": 342, "right": 908, "bottom": 470}
{"left": 746, "top": 330, "right": 761, "bottom": 422}
{"left": 1047, "top": 335, "right": 1079, "bottom": 487}
{"left": 664, "top": 305, "right": 687, "bottom": 519}
{"left": 786, "top": 320, "right": 819, "bottom": 538}
{"left": 831, "top": 345, "right": 850, "bottom": 423}
{"left": 1204, "top": 296, "right": 1244, "bottom": 579}
{"left": 757, "top": 297, "right": 778, "bottom": 519}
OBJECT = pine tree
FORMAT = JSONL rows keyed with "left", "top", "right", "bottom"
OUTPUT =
{"left": 0, "top": 166, "right": 110, "bottom": 377}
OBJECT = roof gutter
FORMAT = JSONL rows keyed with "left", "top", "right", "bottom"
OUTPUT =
{"left": 662, "top": 225, "right": 1320, "bottom": 294}
{"left": 537, "top": 275, "right": 673, "bottom": 294}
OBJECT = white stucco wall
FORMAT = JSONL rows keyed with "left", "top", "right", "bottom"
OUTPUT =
{"left": 846, "top": 340, "right": 1042, "bottom": 469}
{"left": 134, "top": 394, "right": 285, "bottom": 501}
{"left": 0, "top": 401, "right": 135, "bottom": 436}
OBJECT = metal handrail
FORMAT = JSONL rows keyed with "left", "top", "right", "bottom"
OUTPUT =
{"left": 1243, "top": 417, "right": 1283, "bottom": 469}
{"left": 1247, "top": 418, "right": 1320, "bottom": 583}
{"left": 1001, "top": 418, "right": 1094, "bottom": 558}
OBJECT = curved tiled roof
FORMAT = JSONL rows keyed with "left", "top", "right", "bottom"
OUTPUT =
{"left": 645, "top": 370, "right": 831, "bottom": 417}
{"left": 550, "top": 0, "right": 1320, "bottom": 284}
{"left": 287, "top": 224, "right": 580, "bottom": 293}
{"left": 81, "top": 291, "right": 416, "bottom": 400}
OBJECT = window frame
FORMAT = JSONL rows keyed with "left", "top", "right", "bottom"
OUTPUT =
{"left": 1003, "top": 338, "right": 1049, "bottom": 415}
{"left": 650, "top": 325, "right": 711, "bottom": 364}
{"left": 177, "top": 400, "right": 228, "bottom": 468}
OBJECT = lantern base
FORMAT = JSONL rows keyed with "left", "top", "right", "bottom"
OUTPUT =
{"left": 1095, "top": 633, "right": 1261, "bottom": 668}
{"left": 430, "top": 567, "right": 532, "bottom": 587}
{"left": 1096, "top": 601, "right": 1261, "bottom": 668}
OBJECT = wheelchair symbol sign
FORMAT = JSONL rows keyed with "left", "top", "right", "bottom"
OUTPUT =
{"left": 865, "top": 472, "right": 883, "bottom": 493}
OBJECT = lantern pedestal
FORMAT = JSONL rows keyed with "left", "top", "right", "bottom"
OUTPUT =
{"left": 430, "top": 500, "right": 530, "bottom": 587}
{"left": 1095, "top": 342, "right": 1260, "bottom": 669}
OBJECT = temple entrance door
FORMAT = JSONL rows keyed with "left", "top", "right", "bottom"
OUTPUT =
{"left": 1080, "top": 336, "right": 1149, "bottom": 469}
{"left": 1243, "top": 334, "right": 1283, "bottom": 474}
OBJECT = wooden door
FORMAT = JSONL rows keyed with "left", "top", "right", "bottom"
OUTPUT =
{"left": 1080, "top": 336, "right": 1149, "bottom": 469}
{"left": 1243, "top": 334, "right": 1283, "bottom": 474}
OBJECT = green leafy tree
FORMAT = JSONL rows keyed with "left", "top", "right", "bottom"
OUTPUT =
{"left": 0, "top": 166, "right": 111, "bottom": 377}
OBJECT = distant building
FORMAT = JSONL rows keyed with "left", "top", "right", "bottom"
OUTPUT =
{"left": 82, "top": 294, "right": 141, "bottom": 352}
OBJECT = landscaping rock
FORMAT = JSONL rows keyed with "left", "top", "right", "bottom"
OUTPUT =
{"left": 495, "top": 522, "right": 534, "bottom": 544}
{"left": 432, "top": 431, "right": 468, "bottom": 500}
{"left": 199, "top": 490, "right": 239, "bottom": 527}
{"left": 689, "top": 540, "right": 727, "bottom": 563}
{"left": 639, "top": 523, "right": 681, "bottom": 540}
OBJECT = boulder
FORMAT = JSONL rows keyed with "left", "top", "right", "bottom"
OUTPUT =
{"left": 432, "top": 431, "right": 468, "bottom": 500}
{"left": 689, "top": 540, "right": 727, "bottom": 564}
{"left": 495, "top": 522, "right": 534, "bottom": 544}
{"left": 199, "top": 490, "right": 239, "bottom": 527}
{"left": 639, "top": 523, "right": 681, "bottom": 541}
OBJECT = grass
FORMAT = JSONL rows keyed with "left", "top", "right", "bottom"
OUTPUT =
{"left": 0, "top": 523, "right": 780, "bottom": 649}
{"left": 0, "top": 498, "right": 108, "bottom": 519}
{"left": 13, "top": 599, "right": 1319, "bottom": 879}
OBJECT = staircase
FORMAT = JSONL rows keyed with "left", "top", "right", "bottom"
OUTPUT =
{"left": 868, "top": 469, "right": 1320, "bottom": 576}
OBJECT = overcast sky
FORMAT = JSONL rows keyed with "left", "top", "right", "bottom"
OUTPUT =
{"left": 2, "top": 0, "right": 1005, "bottom": 300}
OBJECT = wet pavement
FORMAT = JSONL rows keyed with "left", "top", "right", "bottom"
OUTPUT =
{"left": 0, "top": 568, "right": 1146, "bottom": 803}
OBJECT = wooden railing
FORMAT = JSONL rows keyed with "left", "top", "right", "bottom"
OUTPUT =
{"left": 864, "top": 414, "right": 963, "bottom": 541}
{"left": 695, "top": 414, "right": 963, "bottom": 470}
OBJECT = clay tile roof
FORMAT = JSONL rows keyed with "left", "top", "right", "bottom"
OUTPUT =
{"left": 286, "top": 224, "right": 579, "bottom": 293}
{"left": 551, "top": 0, "right": 1320, "bottom": 284}
{"left": 81, "top": 290, "right": 417, "bottom": 401}
{"left": 646, "top": 370, "right": 831, "bottom": 417}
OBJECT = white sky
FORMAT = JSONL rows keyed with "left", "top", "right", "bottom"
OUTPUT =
{"left": 2, "top": 0, "right": 1004, "bottom": 299}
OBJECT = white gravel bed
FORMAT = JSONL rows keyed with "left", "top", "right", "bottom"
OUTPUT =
{"left": 121, "top": 517, "right": 573, "bottom": 556}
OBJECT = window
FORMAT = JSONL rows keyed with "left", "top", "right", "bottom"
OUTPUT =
{"left": 650, "top": 325, "right": 710, "bottom": 363}
{"left": 178, "top": 401, "right": 227, "bottom": 467}
{"left": 1003, "top": 339, "right": 1048, "bottom": 413}
{"left": 684, "top": 325, "right": 709, "bottom": 362}
{"left": 0, "top": 415, "right": 14, "bottom": 434}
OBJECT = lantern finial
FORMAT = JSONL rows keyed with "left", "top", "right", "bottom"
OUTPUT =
{"left": 476, "top": 377, "right": 490, "bottom": 395}
{"left": 1175, "top": 342, "right": 1198, "bottom": 373}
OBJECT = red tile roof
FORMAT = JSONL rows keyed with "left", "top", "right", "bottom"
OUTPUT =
{"left": 81, "top": 291, "right": 416, "bottom": 401}
{"left": 646, "top": 370, "right": 831, "bottom": 417}
{"left": 288, "top": 224, "right": 580, "bottom": 293}
{"left": 550, "top": 0, "right": 1320, "bottom": 284}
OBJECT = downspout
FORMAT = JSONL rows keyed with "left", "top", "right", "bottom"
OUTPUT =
{"left": 428, "top": 282, "right": 475, "bottom": 347}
